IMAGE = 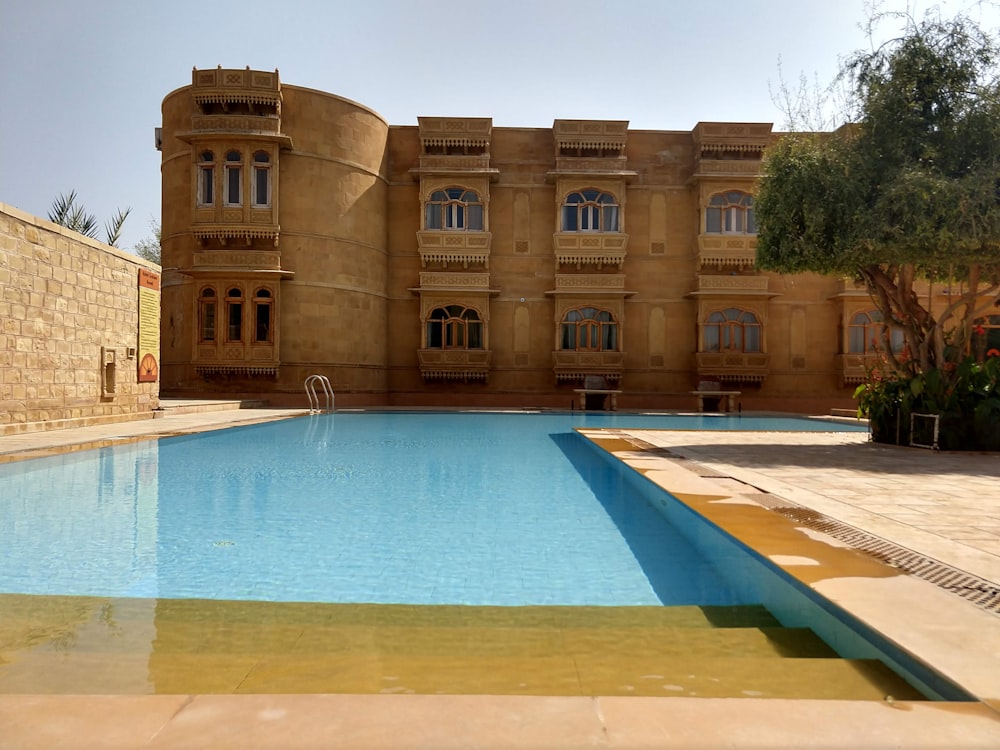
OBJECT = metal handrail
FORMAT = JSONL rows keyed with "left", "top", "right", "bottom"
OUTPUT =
{"left": 304, "top": 375, "right": 334, "bottom": 413}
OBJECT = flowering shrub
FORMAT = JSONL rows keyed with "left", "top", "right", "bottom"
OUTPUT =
{"left": 855, "top": 354, "right": 1000, "bottom": 450}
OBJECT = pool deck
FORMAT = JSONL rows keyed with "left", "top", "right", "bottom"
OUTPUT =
{"left": 1, "top": 403, "right": 999, "bottom": 748}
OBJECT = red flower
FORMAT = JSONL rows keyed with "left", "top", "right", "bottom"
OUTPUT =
{"left": 988, "top": 348, "right": 1000, "bottom": 358}
{"left": 974, "top": 325, "right": 986, "bottom": 336}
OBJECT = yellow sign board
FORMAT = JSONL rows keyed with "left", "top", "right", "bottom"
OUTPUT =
{"left": 138, "top": 269, "right": 160, "bottom": 383}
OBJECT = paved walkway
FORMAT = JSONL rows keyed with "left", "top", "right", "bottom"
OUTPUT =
{"left": 616, "top": 429, "right": 1000, "bottom": 588}
{"left": 1, "top": 407, "right": 999, "bottom": 748}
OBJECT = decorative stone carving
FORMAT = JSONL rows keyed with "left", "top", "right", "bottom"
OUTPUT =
{"left": 190, "top": 115, "right": 281, "bottom": 134}
{"left": 696, "top": 274, "right": 769, "bottom": 292}
{"left": 417, "top": 272, "right": 491, "bottom": 289}
{"left": 191, "top": 67, "right": 281, "bottom": 107}
{"left": 553, "top": 120, "right": 628, "bottom": 152}
{"left": 551, "top": 350, "right": 624, "bottom": 383}
{"left": 192, "top": 251, "right": 282, "bottom": 270}
{"left": 696, "top": 352, "right": 770, "bottom": 383}
{"left": 697, "top": 235, "right": 758, "bottom": 269}
{"left": 418, "top": 348, "right": 491, "bottom": 381}
{"left": 417, "top": 230, "right": 492, "bottom": 268}
{"left": 554, "top": 274, "right": 626, "bottom": 290}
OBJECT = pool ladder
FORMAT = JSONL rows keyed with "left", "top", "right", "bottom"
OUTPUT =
{"left": 304, "top": 375, "right": 334, "bottom": 414}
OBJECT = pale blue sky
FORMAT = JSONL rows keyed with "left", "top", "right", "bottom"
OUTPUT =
{"left": 0, "top": 0, "right": 995, "bottom": 252}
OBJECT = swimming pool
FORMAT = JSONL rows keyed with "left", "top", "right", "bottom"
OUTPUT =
{"left": 4, "top": 411, "right": 955, "bottom": 700}
{"left": 0, "top": 412, "right": 863, "bottom": 605}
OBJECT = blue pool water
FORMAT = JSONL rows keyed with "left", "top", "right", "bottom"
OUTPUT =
{"left": 0, "top": 412, "right": 865, "bottom": 606}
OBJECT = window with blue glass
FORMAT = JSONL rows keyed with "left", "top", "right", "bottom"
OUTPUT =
{"left": 426, "top": 305, "right": 484, "bottom": 349}
{"left": 560, "top": 307, "right": 618, "bottom": 351}
{"left": 424, "top": 188, "right": 484, "bottom": 230}
{"left": 705, "top": 191, "right": 756, "bottom": 234}
{"left": 704, "top": 308, "right": 761, "bottom": 353}
{"left": 560, "top": 189, "right": 619, "bottom": 232}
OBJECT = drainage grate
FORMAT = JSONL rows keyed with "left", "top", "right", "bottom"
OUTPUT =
{"left": 608, "top": 432, "right": 1000, "bottom": 617}
{"left": 756, "top": 500, "right": 1000, "bottom": 616}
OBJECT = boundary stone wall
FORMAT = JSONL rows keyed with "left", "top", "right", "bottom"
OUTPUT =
{"left": 0, "top": 203, "right": 160, "bottom": 432}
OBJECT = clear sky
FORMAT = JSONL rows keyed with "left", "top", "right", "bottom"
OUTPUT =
{"left": 0, "top": 0, "right": 995, "bottom": 253}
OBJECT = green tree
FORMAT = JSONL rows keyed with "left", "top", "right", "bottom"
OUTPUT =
{"left": 48, "top": 190, "right": 131, "bottom": 247}
{"left": 755, "top": 11, "right": 1000, "bottom": 447}
{"left": 133, "top": 219, "right": 161, "bottom": 265}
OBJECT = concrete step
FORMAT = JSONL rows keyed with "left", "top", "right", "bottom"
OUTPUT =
{"left": 154, "top": 399, "right": 269, "bottom": 417}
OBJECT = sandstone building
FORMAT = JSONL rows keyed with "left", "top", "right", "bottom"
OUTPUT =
{"left": 158, "top": 67, "right": 887, "bottom": 412}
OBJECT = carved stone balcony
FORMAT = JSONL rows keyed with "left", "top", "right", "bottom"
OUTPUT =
{"left": 550, "top": 274, "right": 628, "bottom": 296}
{"left": 697, "top": 235, "right": 758, "bottom": 269}
{"left": 418, "top": 348, "right": 491, "bottom": 381}
{"left": 554, "top": 119, "right": 627, "bottom": 151}
{"left": 838, "top": 353, "right": 880, "bottom": 385}
{"left": 191, "top": 224, "right": 281, "bottom": 246}
{"left": 693, "top": 159, "right": 764, "bottom": 178}
{"left": 413, "top": 272, "right": 492, "bottom": 292}
{"left": 552, "top": 155, "right": 631, "bottom": 175}
{"left": 191, "top": 67, "right": 281, "bottom": 105}
{"left": 188, "top": 249, "right": 293, "bottom": 280}
{"left": 693, "top": 122, "right": 772, "bottom": 153}
{"left": 417, "top": 231, "right": 492, "bottom": 268}
{"left": 416, "top": 154, "right": 495, "bottom": 175}
{"left": 192, "top": 250, "right": 282, "bottom": 270}
{"left": 691, "top": 274, "right": 771, "bottom": 296}
{"left": 553, "top": 233, "right": 628, "bottom": 269}
{"left": 552, "top": 350, "right": 624, "bottom": 383}
{"left": 696, "top": 352, "right": 770, "bottom": 384}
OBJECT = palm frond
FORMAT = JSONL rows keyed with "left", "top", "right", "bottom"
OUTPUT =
{"left": 104, "top": 207, "right": 131, "bottom": 247}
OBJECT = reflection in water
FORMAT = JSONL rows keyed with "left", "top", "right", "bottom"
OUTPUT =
{"left": 0, "top": 441, "right": 160, "bottom": 599}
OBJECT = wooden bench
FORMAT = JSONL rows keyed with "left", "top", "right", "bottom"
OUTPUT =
{"left": 690, "top": 380, "right": 741, "bottom": 413}
{"left": 573, "top": 375, "right": 623, "bottom": 411}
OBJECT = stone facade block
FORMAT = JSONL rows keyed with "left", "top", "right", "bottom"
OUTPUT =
{"left": 0, "top": 203, "right": 160, "bottom": 429}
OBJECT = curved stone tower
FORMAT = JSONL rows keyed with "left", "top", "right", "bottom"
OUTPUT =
{"left": 159, "top": 68, "right": 389, "bottom": 400}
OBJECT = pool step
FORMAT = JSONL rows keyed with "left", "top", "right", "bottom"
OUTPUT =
{"left": 0, "top": 650, "right": 923, "bottom": 700}
{"left": 0, "top": 596, "right": 928, "bottom": 700}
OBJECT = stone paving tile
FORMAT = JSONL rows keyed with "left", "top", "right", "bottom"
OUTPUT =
{"left": 621, "top": 429, "right": 1000, "bottom": 587}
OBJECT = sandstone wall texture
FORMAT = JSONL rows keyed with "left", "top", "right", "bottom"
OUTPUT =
{"left": 0, "top": 203, "right": 160, "bottom": 432}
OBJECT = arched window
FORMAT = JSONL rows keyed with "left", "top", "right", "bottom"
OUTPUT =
{"left": 560, "top": 307, "right": 618, "bottom": 351}
{"left": 561, "top": 189, "right": 619, "bottom": 232}
{"left": 973, "top": 315, "right": 1000, "bottom": 360}
{"left": 848, "top": 310, "right": 904, "bottom": 354}
{"left": 224, "top": 150, "right": 242, "bottom": 206}
{"left": 253, "top": 288, "right": 272, "bottom": 343}
{"left": 704, "top": 308, "right": 761, "bottom": 353}
{"left": 252, "top": 151, "right": 271, "bottom": 208}
{"left": 197, "top": 151, "right": 215, "bottom": 206}
{"left": 705, "top": 191, "right": 756, "bottom": 234}
{"left": 426, "top": 305, "right": 484, "bottom": 349}
{"left": 225, "top": 287, "right": 243, "bottom": 342}
{"left": 199, "top": 287, "right": 217, "bottom": 342}
{"left": 425, "top": 188, "right": 484, "bottom": 230}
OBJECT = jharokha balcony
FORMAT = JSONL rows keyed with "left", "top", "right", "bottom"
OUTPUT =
{"left": 553, "top": 233, "right": 629, "bottom": 269}
{"left": 416, "top": 230, "right": 492, "bottom": 268}
{"left": 696, "top": 352, "right": 770, "bottom": 384}
{"left": 552, "top": 350, "right": 624, "bottom": 383}
{"left": 697, "top": 234, "right": 758, "bottom": 270}
{"left": 418, "top": 349, "right": 491, "bottom": 381}
{"left": 838, "top": 353, "right": 881, "bottom": 385}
